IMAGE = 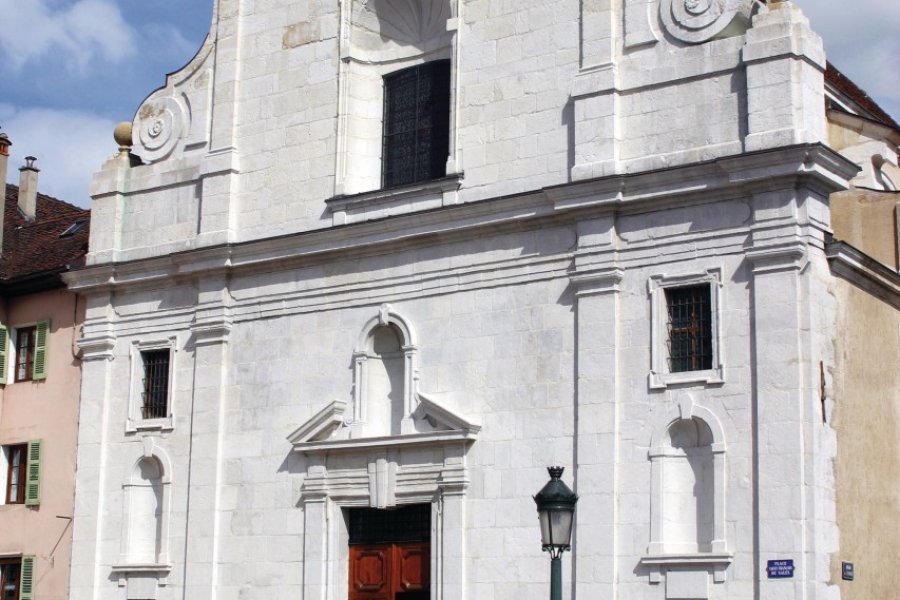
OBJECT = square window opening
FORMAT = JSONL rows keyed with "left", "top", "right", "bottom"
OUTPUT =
{"left": 140, "top": 349, "right": 170, "bottom": 420}
{"left": 382, "top": 60, "right": 451, "bottom": 189}
{"left": 665, "top": 285, "right": 712, "bottom": 373}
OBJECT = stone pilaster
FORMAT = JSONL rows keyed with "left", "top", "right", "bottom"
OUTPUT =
{"left": 743, "top": 2, "right": 827, "bottom": 152}
{"left": 199, "top": 0, "right": 245, "bottom": 245}
{"left": 68, "top": 292, "right": 118, "bottom": 600}
{"left": 570, "top": 214, "right": 621, "bottom": 598}
{"left": 182, "top": 276, "right": 233, "bottom": 600}
{"left": 571, "top": 0, "right": 622, "bottom": 180}
{"left": 747, "top": 237, "right": 810, "bottom": 598}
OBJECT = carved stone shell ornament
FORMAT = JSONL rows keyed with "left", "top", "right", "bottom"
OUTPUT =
{"left": 357, "top": 0, "right": 450, "bottom": 45}
{"left": 350, "top": 0, "right": 452, "bottom": 61}
{"left": 133, "top": 95, "right": 189, "bottom": 163}
{"left": 660, "top": 0, "right": 753, "bottom": 44}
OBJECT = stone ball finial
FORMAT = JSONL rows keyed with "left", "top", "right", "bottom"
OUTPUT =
{"left": 114, "top": 122, "right": 133, "bottom": 151}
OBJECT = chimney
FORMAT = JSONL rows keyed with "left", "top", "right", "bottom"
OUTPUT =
{"left": 0, "top": 132, "right": 10, "bottom": 187}
{"left": 18, "top": 155, "right": 39, "bottom": 221}
{"left": 0, "top": 132, "right": 10, "bottom": 252}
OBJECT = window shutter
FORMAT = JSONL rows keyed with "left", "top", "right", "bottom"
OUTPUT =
{"left": 32, "top": 319, "right": 50, "bottom": 380}
{"left": 20, "top": 556, "right": 35, "bottom": 600}
{"left": 25, "top": 440, "right": 42, "bottom": 506}
{"left": 0, "top": 324, "right": 7, "bottom": 382}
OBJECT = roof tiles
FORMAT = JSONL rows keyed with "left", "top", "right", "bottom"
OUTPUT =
{"left": 1, "top": 183, "right": 90, "bottom": 286}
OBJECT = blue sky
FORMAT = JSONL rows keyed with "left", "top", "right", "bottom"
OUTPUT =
{"left": 1, "top": 1, "right": 898, "bottom": 208}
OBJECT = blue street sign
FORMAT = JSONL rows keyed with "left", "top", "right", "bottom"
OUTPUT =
{"left": 842, "top": 562, "right": 854, "bottom": 581}
{"left": 767, "top": 559, "right": 795, "bottom": 579}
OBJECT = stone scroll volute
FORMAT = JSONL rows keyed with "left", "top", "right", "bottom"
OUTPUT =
{"left": 132, "top": 41, "right": 214, "bottom": 163}
{"left": 659, "top": 0, "right": 754, "bottom": 44}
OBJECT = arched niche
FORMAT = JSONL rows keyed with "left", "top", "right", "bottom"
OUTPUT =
{"left": 118, "top": 440, "right": 173, "bottom": 568}
{"left": 352, "top": 304, "right": 419, "bottom": 437}
{"left": 128, "top": 458, "right": 163, "bottom": 562}
{"left": 643, "top": 393, "right": 731, "bottom": 585}
{"left": 661, "top": 418, "right": 715, "bottom": 552}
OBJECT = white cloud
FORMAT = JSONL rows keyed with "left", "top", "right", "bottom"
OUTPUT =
{"left": 0, "top": 0, "right": 136, "bottom": 72}
{"left": 0, "top": 104, "right": 118, "bottom": 208}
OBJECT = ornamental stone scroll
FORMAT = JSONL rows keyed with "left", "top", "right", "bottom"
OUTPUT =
{"left": 659, "top": 0, "right": 754, "bottom": 44}
{"left": 134, "top": 95, "right": 190, "bottom": 163}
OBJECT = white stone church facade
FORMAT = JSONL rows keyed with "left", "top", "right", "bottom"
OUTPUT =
{"left": 64, "top": 1, "right": 899, "bottom": 599}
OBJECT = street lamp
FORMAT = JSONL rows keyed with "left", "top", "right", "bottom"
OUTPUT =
{"left": 534, "top": 466, "right": 578, "bottom": 600}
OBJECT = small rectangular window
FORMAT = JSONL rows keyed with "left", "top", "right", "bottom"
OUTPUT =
{"left": 4, "top": 444, "right": 27, "bottom": 504}
{"left": 141, "top": 349, "right": 170, "bottom": 420}
{"left": 128, "top": 339, "right": 176, "bottom": 432}
{"left": 665, "top": 285, "right": 712, "bottom": 373}
{"left": 382, "top": 60, "right": 451, "bottom": 188}
{"left": 0, "top": 558, "right": 22, "bottom": 600}
{"left": 15, "top": 326, "right": 36, "bottom": 382}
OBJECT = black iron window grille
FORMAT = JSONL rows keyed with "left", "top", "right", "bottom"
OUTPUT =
{"left": 382, "top": 60, "right": 451, "bottom": 189}
{"left": 348, "top": 504, "right": 431, "bottom": 545}
{"left": 141, "top": 349, "right": 170, "bottom": 419}
{"left": 665, "top": 285, "right": 712, "bottom": 373}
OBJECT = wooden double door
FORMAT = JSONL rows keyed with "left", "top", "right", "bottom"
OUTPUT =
{"left": 349, "top": 542, "right": 429, "bottom": 600}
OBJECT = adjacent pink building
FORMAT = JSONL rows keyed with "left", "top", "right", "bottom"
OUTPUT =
{"left": 0, "top": 134, "right": 89, "bottom": 600}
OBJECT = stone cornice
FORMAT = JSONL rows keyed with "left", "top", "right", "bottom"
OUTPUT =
{"left": 65, "top": 144, "right": 855, "bottom": 294}
{"left": 293, "top": 429, "right": 477, "bottom": 454}
{"left": 746, "top": 242, "right": 808, "bottom": 274}
{"left": 189, "top": 317, "right": 233, "bottom": 346}
{"left": 826, "top": 238, "right": 900, "bottom": 310}
{"left": 569, "top": 267, "right": 624, "bottom": 297}
{"left": 77, "top": 333, "right": 117, "bottom": 361}
{"left": 548, "top": 143, "right": 856, "bottom": 212}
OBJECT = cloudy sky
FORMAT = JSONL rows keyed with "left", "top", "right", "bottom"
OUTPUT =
{"left": 1, "top": 1, "right": 898, "bottom": 208}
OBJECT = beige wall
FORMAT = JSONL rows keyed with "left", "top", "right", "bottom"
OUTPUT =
{"left": 830, "top": 277, "right": 900, "bottom": 599}
{"left": 831, "top": 189, "right": 900, "bottom": 270}
{"left": 0, "top": 288, "right": 84, "bottom": 600}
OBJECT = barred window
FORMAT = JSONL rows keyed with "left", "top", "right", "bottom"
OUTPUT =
{"left": 348, "top": 504, "right": 431, "bottom": 545}
{"left": 140, "top": 349, "right": 170, "bottom": 419}
{"left": 665, "top": 285, "right": 712, "bottom": 373}
{"left": 382, "top": 60, "right": 451, "bottom": 188}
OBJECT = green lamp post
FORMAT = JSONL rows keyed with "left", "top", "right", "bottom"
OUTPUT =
{"left": 534, "top": 466, "right": 578, "bottom": 600}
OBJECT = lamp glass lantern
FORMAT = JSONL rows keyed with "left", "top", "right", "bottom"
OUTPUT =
{"left": 534, "top": 466, "right": 578, "bottom": 558}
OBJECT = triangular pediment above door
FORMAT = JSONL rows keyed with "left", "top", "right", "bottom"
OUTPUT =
{"left": 287, "top": 393, "right": 480, "bottom": 454}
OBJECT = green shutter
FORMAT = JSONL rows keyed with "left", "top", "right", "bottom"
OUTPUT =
{"left": 24, "top": 440, "right": 41, "bottom": 506}
{"left": 0, "top": 324, "right": 7, "bottom": 382}
{"left": 19, "top": 556, "right": 35, "bottom": 600}
{"left": 32, "top": 319, "right": 50, "bottom": 380}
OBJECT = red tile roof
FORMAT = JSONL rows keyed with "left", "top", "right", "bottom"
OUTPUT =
{"left": 825, "top": 62, "right": 899, "bottom": 132}
{"left": 1, "top": 183, "right": 90, "bottom": 293}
